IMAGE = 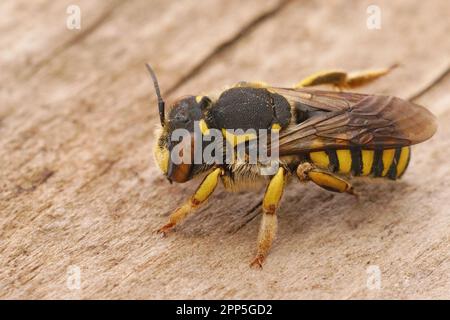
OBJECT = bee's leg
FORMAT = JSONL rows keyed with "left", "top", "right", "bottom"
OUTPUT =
{"left": 296, "top": 162, "right": 355, "bottom": 195}
{"left": 156, "top": 168, "right": 223, "bottom": 236}
{"left": 293, "top": 70, "right": 347, "bottom": 89}
{"left": 250, "top": 167, "right": 286, "bottom": 269}
{"left": 344, "top": 64, "right": 398, "bottom": 89}
{"left": 293, "top": 64, "right": 398, "bottom": 89}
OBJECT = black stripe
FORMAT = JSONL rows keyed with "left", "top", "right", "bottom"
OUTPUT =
{"left": 306, "top": 152, "right": 312, "bottom": 163}
{"left": 387, "top": 148, "right": 402, "bottom": 180}
{"left": 398, "top": 147, "right": 411, "bottom": 178}
{"left": 372, "top": 148, "right": 384, "bottom": 177}
{"left": 326, "top": 149, "right": 339, "bottom": 172}
{"left": 350, "top": 147, "right": 362, "bottom": 176}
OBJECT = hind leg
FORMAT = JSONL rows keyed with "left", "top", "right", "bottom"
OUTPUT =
{"left": 296, "top": 162, "right": 355, "bottom": 195}
{"left": 293, "top": 64, "right": 398, "bottom": 90}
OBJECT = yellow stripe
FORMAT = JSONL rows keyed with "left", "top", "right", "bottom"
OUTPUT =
{"left": 336, "top": 149, "right": 352, "bottom": 174}
{"left": 382, "top": 149, "right": 396, "bottom": 176}
{"left": 396, "top": 147, "right": 410, "bottom": 178}
{"left": 361, "top": 150, "right": 374, "bottom": 176}
{"left": 309, "top": 151, "right": 329, "bottom": 169}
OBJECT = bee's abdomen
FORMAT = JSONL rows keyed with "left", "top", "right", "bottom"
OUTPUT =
{"left": 308, "top": 147, "right": 411, "bottom": 180}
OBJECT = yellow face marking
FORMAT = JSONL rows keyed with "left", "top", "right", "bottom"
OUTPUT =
{"left": 396, "top": 147, "right": 410, "bottom": 178}
{"left": 308, "top": 171, "right": 350, "bottom": 193}
{"left": 309, "top": 151, "right": 330, "bottom": 169}
{"left": 222, "top": 129, "right": 257, "bottom": 146}
{"left": 336, "top": 149, "right": 352, "bottom": 174}
{"left": 192, "top": 168, "right": 222, "bottom": 204}
{"left": 263, "top": 167, "right": 285, "bottom": 211}
{"left": 271, "top": 123, "right": 281, "bottom": 131}
{"left": 382, "top": 149, "right": 396, "bottom": 176}
{"left": 195, "top": 95, "right": 203, "bottom": 103}
{"left": 198, "top": 119, "right": 210, "bottom": 135}
{"left": 361, "top": 150, "right": 374, "bottom": 176}
{"left": 154, "top": 145, "right": 169, "bottom": 174}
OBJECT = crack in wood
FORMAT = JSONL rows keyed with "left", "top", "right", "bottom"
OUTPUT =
{"left": 26, "top": 0, "right": 125, "bottom": 80}
{"left": 408, "top": 63, "right": 450, "bottom": 101}
{"left": 228, "top": 200, "right": 262, "bottom": 234}
{"left": 76, "top": 158, "right": 120, "bottom": 193}
{"left": 14, "top": 168, "right": 55, "bottom": 194}
{"left": 165, "top": 0, "right": 293, "bottom": 96}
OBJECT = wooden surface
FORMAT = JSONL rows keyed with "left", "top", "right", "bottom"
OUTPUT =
{"left": 1, "top": 0, "right": 449, "bottom": 299}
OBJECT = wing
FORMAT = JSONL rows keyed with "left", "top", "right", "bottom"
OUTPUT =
{"left": 269, "top": 87, "right": 437, "bottom": 155}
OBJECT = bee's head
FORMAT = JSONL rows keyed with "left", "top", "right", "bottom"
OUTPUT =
{"left": 146, "top": 64, "right": 211, "bottom": 183}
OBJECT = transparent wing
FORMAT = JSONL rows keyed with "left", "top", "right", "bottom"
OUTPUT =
{"left": 268, "top": 88, "right": 437, "bottom": 155}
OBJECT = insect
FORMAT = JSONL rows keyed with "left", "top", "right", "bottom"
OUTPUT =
{"left": 148, "top": 64, "right": 437, "bottom": 268}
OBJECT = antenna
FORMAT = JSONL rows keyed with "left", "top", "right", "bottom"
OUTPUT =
{"left": 146, "top": 64, "right": 165, "bottom": 127}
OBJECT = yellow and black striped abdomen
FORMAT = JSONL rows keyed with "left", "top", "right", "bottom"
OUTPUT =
{"left": 309, "top": 147, "right": 411, "bottom": 180}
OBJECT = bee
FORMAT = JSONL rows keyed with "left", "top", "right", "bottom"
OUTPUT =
{"left": 147, "top": 64, "right": 437, "bottom": 268}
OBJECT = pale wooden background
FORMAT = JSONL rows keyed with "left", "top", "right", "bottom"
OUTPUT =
{"left": 1, "top": 0, "right": 449, "bottom": 299}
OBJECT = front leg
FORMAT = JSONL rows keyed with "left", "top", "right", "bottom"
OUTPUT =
{"left": 250, "top": 167, "right": 286, "bottom": 269}
{"left": 156, "top": 168, "right": 223, "bottom": 236}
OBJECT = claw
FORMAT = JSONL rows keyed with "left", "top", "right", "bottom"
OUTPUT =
{"left": 249, "top": 255, "right": 264, "bottom": 269}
